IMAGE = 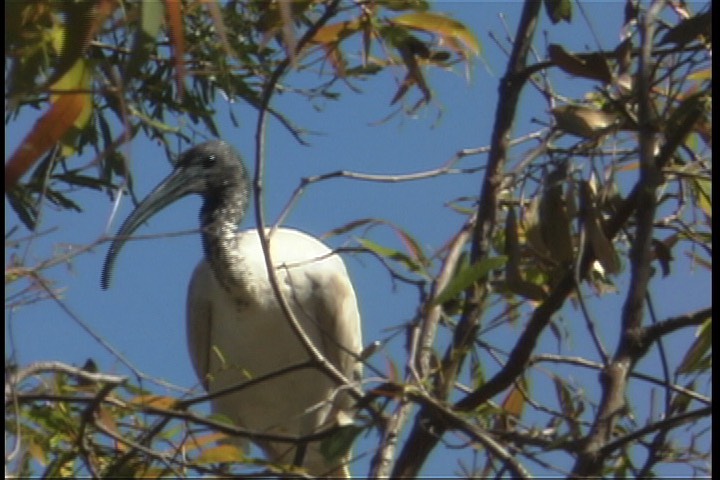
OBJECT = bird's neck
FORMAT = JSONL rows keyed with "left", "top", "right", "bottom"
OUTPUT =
{"left": 200, "top": 189, "right": 250, "bottom": 296}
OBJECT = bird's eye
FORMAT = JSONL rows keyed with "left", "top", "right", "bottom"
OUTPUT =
{"left": 203, "top": 154, "right": 217, "bottom": 168}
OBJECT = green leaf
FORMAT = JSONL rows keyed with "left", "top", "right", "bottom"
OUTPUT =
{"left": 381, "top": 0, "right": 430, "bottom": 13}
{"left": 320, "top": 425, "right": 363, "bottom": 463}
{"left": 677, "top": 318, "right": 712, "bottom": 375}
{"left": 433, "top": 256, "right": 507, "bottom": 305}
{"left": 692, "top": 177, "right": 712, "bottom": 220}
{"left": 543, "top": 0, "right": 572, "bottom": 24}
{"left": 126, "top": 0, "right": 165, "bottom": 78}
{"left": 357, "top": 237, "right": 424, "bottom": 273}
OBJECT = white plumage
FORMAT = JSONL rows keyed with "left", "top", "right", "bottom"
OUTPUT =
{"left": 102, "top": 141, "right": 362, "bottom": 477}
{"left": 187, "top": 229, "right": 362, "bottom": 474}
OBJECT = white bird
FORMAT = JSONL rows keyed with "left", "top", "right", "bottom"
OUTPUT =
{"left": 102, "top": 140, "right": 363, "bottom": 477}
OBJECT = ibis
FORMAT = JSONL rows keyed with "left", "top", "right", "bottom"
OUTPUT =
{"left": 102, "top": 141, "right": 363, "bottom": 477}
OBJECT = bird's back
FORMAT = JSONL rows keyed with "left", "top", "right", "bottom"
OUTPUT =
{"left": 186, "top": 228, "right": 362, "bottom": 476}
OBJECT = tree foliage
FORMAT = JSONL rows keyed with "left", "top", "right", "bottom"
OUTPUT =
{"left": 6, "top": 0, "right": 711, "bottom": 478}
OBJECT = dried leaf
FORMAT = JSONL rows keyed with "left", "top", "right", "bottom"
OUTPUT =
{"left": 651, "top": 238, "right": 673, "bottom": 277}
{"left": 163, "top": 0, "right": 185, "bottom": 100}
{"left": 659, "top": 9, "right": 712, "bottom": 46}
{"left": 199, "top": 0, "right": 236, "bottom": 58}
{"left": 392, "top": 12, "right": 480, "bottom": 56}
{"left": 497, "top": 378, "right": 528, "bottom": 431}
{"left": 552, "top": 105, "right": 620, "bottom": 139}
{"left": 579, "top": 181, "right": 620, "bottom": 275}
{"left": 548, "top": 44, "right": 612, "bottom": 83}
{"left": 540, "top": 177, "right": 574, "bottom": 264}
{"left": 504, "top": 207, "right": 547, "bottom": 301}
{"left": 523, "top": 195, "right": 550, "bottom": 256}
{"left": 504, "top": 208, "right": 522, "bottom": 283}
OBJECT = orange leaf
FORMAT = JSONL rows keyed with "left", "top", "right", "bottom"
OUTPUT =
{"left": 164, "top": 0, "right": 185, "bottom": 100}
{"left": 501, "top": 380, "right": 526, "bottom": 419}
{"left": 5, "top": 93, "right": 84, "bottom": 189}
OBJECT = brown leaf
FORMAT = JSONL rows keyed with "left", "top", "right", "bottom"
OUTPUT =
{"left": 199, "top": 0, "right": 237, "bottom": 59}
{"left": 552, "top": 105, "right": 620, "bottom": 139}
{"left": 548, "top": 44, "right": 612, "bottom": 83}
{"left": 391, "top": 38, "right": 431, "bottom": 105}
{"left": 540, "top": 178, "right": 574, "bottom": 264}
{"left": 163, "top": 0, "right": 185, "bottom": 101}
{"left": 579, "top": 181, "right": 620, "bottom": 275}
{"left": 651, "top": 238, "right": 673, "bottom": 277}
{"left": 659, "top": 9, "right": 712, "bottom": 47}
{"left": 504, "top": 208, "right": 522, "bottom": 283}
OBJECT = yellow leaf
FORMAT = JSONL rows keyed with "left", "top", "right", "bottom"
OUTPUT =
{"left": 129, "top": 394, "right": 178, "bottom": 410}
{"left": 183, "top": 431, "right": 230, "bottom": 453}
{"left": 692, "top": 178, "right": 711, "bottom": 219}
{"left": 50, "top": 58, "right": 93, "bottom": 129}
{"left": 523, "top": 195, "right": 549, "bottom": 257}
{"left": 393, "top": 12, "right": 480, "bottom": 56}
{"left": 504, "top": 208, "right": 548, "bottom": 301}
{"left": 504, "top": 207, "right": 522, "bottom": 283}
{"left": 687, "top": 68, "right": 711, "bottom": 81}
{"left": 194, "top": 444, "right": 245, "bottom": 464}
{"left": 28, "top": 440, "right": 48, "bottom": 466}
{"left": 311, "top": 19, "right": 361, "bottom": 44}
{"left": 676, "top": 318, "right": 712, "bottom": 375}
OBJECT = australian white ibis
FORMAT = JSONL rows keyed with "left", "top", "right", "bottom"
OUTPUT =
{"left": 102, "top": 140, "right": 363, "bottom": 477}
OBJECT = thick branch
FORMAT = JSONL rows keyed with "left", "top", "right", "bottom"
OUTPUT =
{"left": 571, "top": 2, "right": 666, "bottom": 476}
{"left": 391, "top": 2, "right": 542, "bottom": 476}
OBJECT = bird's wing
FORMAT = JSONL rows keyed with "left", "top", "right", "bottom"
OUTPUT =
{"left": 186, "top": 260, "right": 215, "bottom": 391}
{"left": 309, "top": 268, "right": 363, "bottom": 412}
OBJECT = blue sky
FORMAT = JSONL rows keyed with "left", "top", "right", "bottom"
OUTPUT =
{"left": 5, "top": 2, "right": 711, "bottom": 477}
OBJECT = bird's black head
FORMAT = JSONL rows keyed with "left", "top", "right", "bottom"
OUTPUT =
{"left": 101, "top": 140, "right": 250, "bottom": 289}
{"left": 173, "top": 140, "right": 250, "bottom": 198}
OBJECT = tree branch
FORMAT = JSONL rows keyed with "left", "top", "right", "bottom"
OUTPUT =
{"left": 391, "top": 1, "right": 543, "bottom": 476}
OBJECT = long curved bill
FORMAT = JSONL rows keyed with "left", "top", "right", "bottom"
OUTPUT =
{"left": 101, "top": 166, "right": 199, "bottom": 289}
